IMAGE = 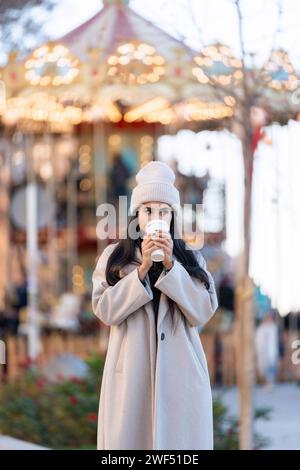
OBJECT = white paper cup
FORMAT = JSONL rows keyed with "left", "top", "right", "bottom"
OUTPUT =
{"left": 145, "top": 219, "right": 169, "bottom": 262}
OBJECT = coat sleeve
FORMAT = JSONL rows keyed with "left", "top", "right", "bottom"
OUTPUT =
{"left": 92, "top": 246, "right": 154, "bottom": 326}
{"left": 154, "top": 250, "right": 218, "bottom": 329}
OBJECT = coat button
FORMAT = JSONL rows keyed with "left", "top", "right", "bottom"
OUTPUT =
{"left": 161, "top": 333, "right": 165, "bottom": 340}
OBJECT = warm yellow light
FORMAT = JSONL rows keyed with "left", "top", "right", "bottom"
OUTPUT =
{"left": 124, "top": 97, "right": 169, "bottom": 122}
{"left": 119, "top": 55, "right": 130, "bottom": 65}
{"left": 107, "top": 41, "right": 165, "bottom": 85}
{"left": 153, "top": 66, "right": 165, "bottom": 75}
{"left": 118, "top": 43, "right": 134, "bottom": 54}
{"left": 25, "top": 43, "right": 80, "bottom": 87}
{"left": 142, "top": 56, "right": 153, "bottom": 66}
{"left": 263, "top": 49, "right": 298, "bottom": 91}
{"left": 108, "top": 134, "right": 122, "bottom": 146}
{"left": 224, "top": 95, "right": 236, "bottom": 106}
{"left": 193, "top": 43, "right": 242, "bottom": 86}
{"left": 153, "top": 56, "right": 165, "bottom": 65}
{"left": 108, "top": 55, "right": 118, "bottom": 65}
{"left": 138, "top": 43, "right": 155, "bottom": 55}
{"left": 80, "top": 178, "right": 92, "bottom": 191}
{"left": 134, "top": 50, "right": 144, "bottom": 60}
{"left": 179, "top": 99, "right": 233, "bottom": 121}
{"left": 141, "top": 135, "right": 153, "bottom": 145}
{"left": 108, "top": 66, "right": 118, "bottom": 76}
{"left": 147, "top": 73, "right": 159, "bottom": 82}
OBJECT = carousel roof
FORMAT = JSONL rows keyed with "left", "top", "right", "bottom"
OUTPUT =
{"left": 0, "top": 0, "right": 298, "bottom": 131}
{"left": 59, "top": 0, "right": 196, "bottom": 63}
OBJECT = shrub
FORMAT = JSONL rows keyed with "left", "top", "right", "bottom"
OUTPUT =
{"left": 0, "top": 352, "right": 104, "bottom": 449}
{"left": 0, "top": 353, "right": 270, "bottom": 449}
{"left": 213, "top": 393, "right": 271, "bottom": 450}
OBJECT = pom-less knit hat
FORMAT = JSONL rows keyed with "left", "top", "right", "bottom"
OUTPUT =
{"left": 129, "top": 161, "right": 180, "bottom": 215}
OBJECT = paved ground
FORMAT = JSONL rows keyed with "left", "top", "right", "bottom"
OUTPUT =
{"left": 213, "top": 383, "right": 300, "bottom": 450}
{"left": 0, "top": 436, "right": 47, "bottom": 450}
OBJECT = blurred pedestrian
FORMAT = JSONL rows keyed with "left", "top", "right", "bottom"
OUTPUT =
{"left": 109, "top": 153, "right": 130, "bottom": 202}
{"left": 255, "top": 311, "right": 279, "bottom": 389}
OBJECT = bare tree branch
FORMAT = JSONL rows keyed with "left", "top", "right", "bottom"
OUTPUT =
{"left": 0, "top": 0, "right": 56, "bottom": 55}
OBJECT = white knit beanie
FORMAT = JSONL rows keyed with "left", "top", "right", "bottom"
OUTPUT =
{"left": 129, "top": 161, "right": 180, "bottom": 215}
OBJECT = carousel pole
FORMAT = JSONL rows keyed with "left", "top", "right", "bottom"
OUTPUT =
{"left": 47, "top": 132, "right": 59, "bottom": 298}
{"left": 25, "top": 133, "right": 40, "bottom": 363}
{"left": 92, "top": 119, "right": 109, "bottom": 355}
{"left": 1, "top": 133, "right": 12, "bottom": 313}
{"left": 93, "top": 119, "right": 107, "bottom": 252}
{"left": 0, "top": 131, "right": 11, "bottom": 378}
{"left": 66, "top": 145, "right": 78, "bottom": 291}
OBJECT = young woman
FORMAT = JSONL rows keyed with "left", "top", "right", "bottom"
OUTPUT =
{"left": 92, "top": 161, "right": 218, "bottom": 450}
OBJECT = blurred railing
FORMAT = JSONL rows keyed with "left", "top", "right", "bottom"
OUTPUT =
{"left": 0, "top": 333, "right": 102, "bottom": 382}
{"left": 0, "top": 331, "right": 299, "bottom": 384}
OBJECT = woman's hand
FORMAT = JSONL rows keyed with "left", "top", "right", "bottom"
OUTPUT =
{"left": 138, "top": 234, "right": 160, "bottom": 280}
{"left": 151, "top": 230, "right": 174, "bottom": 270}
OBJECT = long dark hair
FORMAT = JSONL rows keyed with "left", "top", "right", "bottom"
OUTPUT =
{"left": 104, "top": 211, "right": 210, "bottom": 333}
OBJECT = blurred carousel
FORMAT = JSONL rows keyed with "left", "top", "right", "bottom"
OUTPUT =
{"left": 0, "top": 0, "right": 298, "bottom": 364}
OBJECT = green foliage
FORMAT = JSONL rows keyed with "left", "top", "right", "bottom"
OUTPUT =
{"left": 0, "top": 353, "right": 270, "bottom": 449}
{"left": 213, "top": 393, "right": 271, "bottom": 450}
{"left": 0, "top": 352, "right": 104, "bottom": 449}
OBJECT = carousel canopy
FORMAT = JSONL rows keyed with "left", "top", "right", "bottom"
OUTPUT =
{"left": 0, "top": 0, "right": 298, "bottom": 131}
{"left": 60, "top": 0, "right": 195, "bottom": 64}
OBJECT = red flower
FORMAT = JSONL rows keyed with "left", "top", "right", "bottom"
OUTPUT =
{"left": 70, "top": 376, "right": 85, "bottom": 385}
{"left": 87, "top": 412, "right": 97, "bottom": 423}
{"left": 69, "top": 396, "right": 78, "bottom": 405}
{"left": 36, "top": 378, "right": 47, "bottom": 389}
{"left": 19, "top": 356, "right": 39, "bottom": 369}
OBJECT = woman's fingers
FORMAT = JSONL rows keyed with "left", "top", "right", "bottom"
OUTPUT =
{"left": 145, "top": 238, "right": 168, "bottom": 250}
{"left": 143, "top": 236, "right": 166, "bottom": 250}
{"left": 143, "top": 234, "right": 155, "bottom": 244}
{"left": 144, "top": 245, "right": 162, "bottom": 259}
{"left": 142, "top": 231, "right": 173, "bottom": 258}
{"left": 142, "top": 240, "right": 159, "bottom": 253}
{"left": 142, "top": 237, "right": 156, "bottom": 249}
{"left": 152, "top": 239, "right": 172, "bottom": 249}
{"left": 153, "top": 237, "right": 169, "bottom": 245}
{"left": 145, "top": 245, "right": 160, "bottom": 254}
{"left": 141, "top": 235, "right": 150, "bottom": 246}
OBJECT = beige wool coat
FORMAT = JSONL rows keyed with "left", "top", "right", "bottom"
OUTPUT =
{"left": 92, "top": 241, "right": 218, "bottom": 450}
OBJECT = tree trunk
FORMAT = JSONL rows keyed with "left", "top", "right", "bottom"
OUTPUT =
{"left": 234, "top": 113, "right": 256, "bottom": 450}
{"left": 235, "top": 262, "right": 255, "bottom": 449}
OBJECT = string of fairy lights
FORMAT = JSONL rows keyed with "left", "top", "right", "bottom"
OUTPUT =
{"left": 107, "top": 41, "right": 166, "bottom": 85}
{"left": 24, "top": 43, "right": 80, "bottom": 87}
{"left": 192, "top": 43, "right": 243, "bottom": 86}
{"left": 0, "top": 40, "right": 299, "bottom": 130}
